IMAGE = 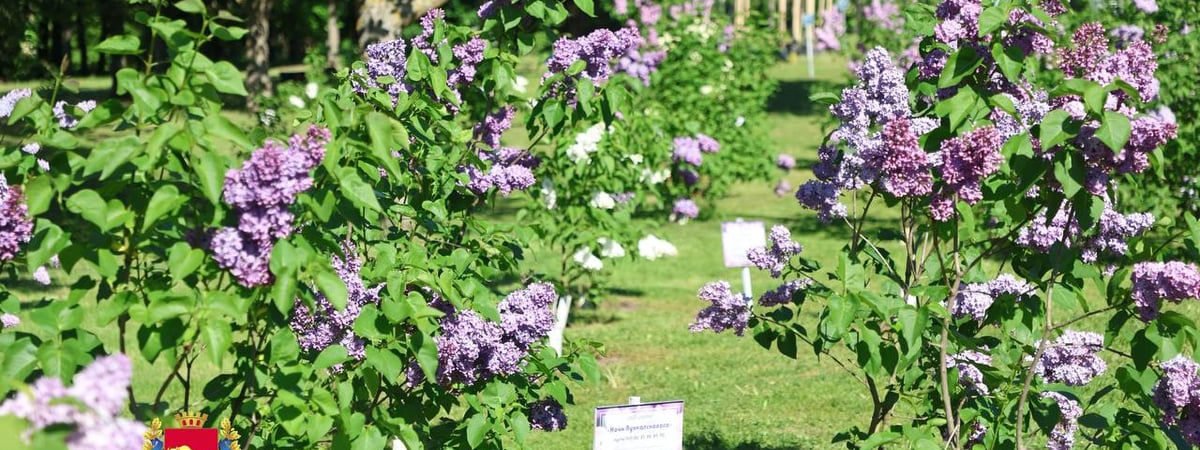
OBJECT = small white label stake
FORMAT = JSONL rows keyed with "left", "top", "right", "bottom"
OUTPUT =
{"left": 548, "top": 295, "right": 572, "bottom": 356}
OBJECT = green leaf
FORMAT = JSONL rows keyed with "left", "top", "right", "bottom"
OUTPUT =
{"left": 314, "top": 345, "right": 348, "bottom": 370}
{"left": 809, "top": 91, "right": 840, "bottom": 105}
{"left": 938, "top": 46, "right": 982, "bottom": 88}
{"left": 339, "top": 171, "right": 382, "bottom": 212}
{"left": 211, "top": 24, "right": 248, "bottom": 41}
{"left": 819, "top": 295, "right": 856, "bottom": 341}
{"left": 203, "top": 114, "right": 253, "bottom": 150}
{"left": 84, "top": 135, "right": 141, "bottom": 180}
{"left": 365, "top": 113, "right": 403, "bottom": 177}
{"left": 1095, "top": 110, "right": 1132, "bottom": 152}
{"left": 204, "top": 61, "right": 248, "bottom": 96}
{"left": 202, "top": 320, "right": 232, "bottom": 366}
{"left": 23, "top": 176, "right": 53, "bottom": 216}
{"left": 573, "top": 0, "right": 596, "bottom": 16}
{"left": 143, "top": 185, "right": 182, "bottom": 232}
{"left": 25, "top": 220, "right": 67, "bottom": 269}
{"left": 992, "top": 44, "right": 1024, "bottom": 83}
{"left": 1038, "top": 109, "right": 1073, "bottom": 150}
{"left": 65, "top": 190, "right": 114, "bottom": 231}
{"left": 94, "top": 35, "right": 142, "bottom": 55}
{"left": 365, "top": 347, "right": 404, "bottom": 377}
{"left": 167, "top": 242, "right": 205, "bottom": 281}
{"left": 466, "top": 413, "right": 489, "bottom": 448}
{"left": 315, "top": 268, "right": 349, "bottom": 311}
{"left": 194, "top": 152, "right": 226, "bottom": 205}
{"left": 978, "top": 4, "right": 1010, "bottom": 35}
{"left": 174, "top": 0, "right": 206, "bottom": 14}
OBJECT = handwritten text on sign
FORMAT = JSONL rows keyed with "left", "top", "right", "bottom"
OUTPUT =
{"left": 721, "top": 221, "right": 767, "bottom": 268}
{"left": 593, "top": 400, "right": 684, "bottom": 450}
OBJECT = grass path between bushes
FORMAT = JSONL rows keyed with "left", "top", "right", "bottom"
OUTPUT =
{"left": 524, "top": 55, "right": 862, "bottom": 450}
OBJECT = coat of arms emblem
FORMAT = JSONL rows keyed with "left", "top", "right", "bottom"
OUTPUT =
{"left": 142, "top": 411, "right": 241, "bottom": 450}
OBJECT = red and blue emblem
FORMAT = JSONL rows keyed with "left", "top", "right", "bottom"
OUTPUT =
{"left": 142, "top": 412, "right": 241, "bottom": 450}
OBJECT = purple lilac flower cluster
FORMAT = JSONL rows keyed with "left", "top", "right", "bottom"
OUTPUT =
{"left": 1133, "top": 0, "right": 1158, "bottom": 14}
{"left": 773, "top": 180, "right": 792, "bottom": 197}
{"left": 529, "top": 398, "right": 568, "bottom": 431}
{"left": 1016, "top": 200, "right": 1153, "bottom": 263}
{"left": 1130, "top": 261, "right": 1200, "bottom": 321}
{"left": 0, "top": 89, "right": 32, "bottom": 119}
{"left": 950, "top": 273, "right": 1034, "bottom": 321}
{"left": 210, "top": 126, "right": 330, "bottom": 287}
{"left": 672, "top": 198, "right": 699, "bottom": 220}
{"left": 934, "top": 0, "right": 982, "bottom": 45}
{"left": 776, "top": 154, "right": 796, "bottom": 170}
{"left": 758, "top": 278, "right": 813, "bottom": 307}
{"left": 798, "top": 48, "right": 943, "bottom": 222}
{"left": 991, "top": 91, "right": 1050, "bottom": 141}
{"left": 1111, "top": 25, "right": 1145, "bottom": 48}
{"left": 690, "top": 281, "right": 750, "bottom": 336}
{"left": 356, "top": 10, "right": 486, "bottom": 109}
{"left": 672, "top": 136, "right": 703, "bottom": 166}
{"left": 862, "top": 0, "right": 903, "bottom": 32}
{"left": 466, "top": 106, "right": 539, "bottom": 196}
{"left": 290, "top": 241, "right": 384, "bottom": 365}
{"left": 947, "top": 349, "right": 991, "bottom": 395}
{"left": 0, "top": 174, "right": 34, "bottom": 261}
{"left": 668, "top": 0, "right": 715, "bottom": 21}
{"left": 1004, "top": 10, "right": 1056, "bottom": 56}
{"left": 434, "top": 283, "right": 556, "bottom": 385}
{"left": 1041, "top": 391, "right": 1082, "bottom": 450}
{"left": 544, "top": 27, "right": 642, "bottom": 99}
{"left": 1152, "top": 356, "right": 1200, "bottom": 445}
{"left": 814, "top": 7, "right": 845, "bottom": 52}
{"left": 0, "top": 354, "right": 146, "bottom": 449}
{"left": 1033, "top": 330, "right": 1106, "bottom": 386}
{"left": 1, "top": 313, "right": 18, "bottom": 328}
{"left": 746, "top": 225, "right": 804, "bottom": 278}
{"left": 930, "top": 127, "right": 1003, "bottom": 221}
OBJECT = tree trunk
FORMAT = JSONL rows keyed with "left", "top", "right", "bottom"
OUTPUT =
{"left": 326, "top": 0, "right": 340, "bottom": 70}
{"left": 245, "top": 0, "right": 272, "bottom": 111}
{"left": 75, "top": 12, "right": 88, "bottom": 74}
{"left": 356, "top": 0, "right": 449, "bottom": 48}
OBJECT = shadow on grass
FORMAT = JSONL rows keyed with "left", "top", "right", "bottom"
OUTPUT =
{"left": 767, "top": 79, "right": 840, "bottom": 117}
{"left": 685, "top": 430, "right": 822, "bottom": 450}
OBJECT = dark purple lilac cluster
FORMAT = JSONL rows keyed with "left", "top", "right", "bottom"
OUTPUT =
{"left": 1152, "top": 356, "right": 1200, "bottom": 445}
{"left": 947, "top": 349, "right": 992, "bottom": 395}
{"left": 211, "top": 126, "right": 330, "bottom": 287}
{"left": 0, "top": 354, "right": 145, "bottom": 449}
{"left": 1041, "top": 391, "right": 1082, "bottom": 450}
{"left": 434, "top": 283, "right": 556, "bottom": 386}
{"left": 529, "top": 398, "right": 568, "bottom": 431}
{"left": 758, "top": 278, "right": 813, "bottom": 307}
{"left": 950, "top": 273, "right": 1034, "bottom": 321}
{"left": 1033, "top": 330, "right": 1107, "bottom": 386}
{"left": 690, "top": 281, "right": 750, "bottom": 336}
{"left": 1131, "top": 261, "right": 1200, "bottom": 321}
{"left": 356, "top": 10, "right": 486, "bottom": 109}
{"left": 875, "top": 118, "right": 934, "bottom": 198}
{"left": 290, "top": 241, "right": 384, "bottom": 365}
{"left": 934, "top": 0, "right": 982, "bottom": 45}
{"left": 931, "top": 127, "right": 1004, "bottom": 221}
{"left": 0, "top": 174, "right": 34, "bottom": 261}
{"left": 1004, "top": 10, "right": 1056, "bottom": 56}
{"left": 544, "top": 27, "right": 642, "bottom": 99}
{"left": 746, "top": 225, "right": 804, "bottom": 278}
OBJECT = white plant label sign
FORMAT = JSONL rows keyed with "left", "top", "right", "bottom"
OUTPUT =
{"left": 721, "top": 220, "right": 767, "bottom": 268}
{"left": 593, "top": 400, "right": 684, "bottom": 450}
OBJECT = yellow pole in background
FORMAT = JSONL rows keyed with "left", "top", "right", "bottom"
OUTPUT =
{"left": 805, "top": 0, "right": 815, "bottom": 78}
{"left": 778, "top": 0, "right": 787, "bottom": 34}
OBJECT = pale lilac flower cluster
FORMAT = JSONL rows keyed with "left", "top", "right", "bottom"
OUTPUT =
{"left": 53, "top": 100, "right": 96, "bottom": 129}
{"left": 33, "top": 266, "right": 50, "bottom": 285}
{"left": 758, "top": 278, "right": 813, "bottom": 307}
{"left": 544, "top": 27, "right": 642, "bottom": 98}
{"left": 668, "top": 0, "right": 715, "bottom": 21}
{"left": 1060, "top": 23, "right": 1160, "bottom": 102}
{"left": 1152, "top": 356, "right": 1200, "bottom": 445}
{"left": 1016, "top": 200, "right": 1153, "bottom": 262}
{"left": 0, "top": 89, "right": 32, "bottom": 119}
{"left": 0, "top": 175, "right": 34, "bottom": 261}
{"left": 357, "top": 11, "right": 485, "bottom": 108}
{"left": 1041, "top": 391, "right": 1082, "bottom": 450}
{"left": 696, "top": 133, "right": 720, "bottom": 153}
{"left": 290, "top": 241, "right": 384, "bottom": 364}
{"left": 358, "top": 39, "right": 412, "bottom": 99}
{"left": 435, "top": 283, "right": 556, "bottom": 385}
{"left": 934, "top": 0, "right": 983, "bottom": 45}
{"left": 862, "top": 0, "right": 902, "bottom": 31}
{"left": 947, "top": 349, "right": 991, "bottom": 395}
{"left": 690, "top": 281, "right": 750, "bottom": 336}
{"left": 951, "top": 274, "right": 1034, "bottom": 321}
{"left": 814, "top": 7, "right": 845, "bottom": 52}
{"left": 1130, "top": 261, "right": 1200, "bottom": 321}
{"left": 474, "top": 106, "right": 515, "bottom": 149}
{"left": 211, "top": 126, "right": 330, "bottom": 287}
{"left": 991, "top": 92, "right": 1050, "bottom": 141}
{"left": 449, "top": 37, "right": 487, "bottom": 87}
{"left": 1133, "top": 0, "right": 1158, "bottom": 14}
{"left": 529, "top": 398, "right": 567, "bottom": 431}
{"left": 746, "top": 225, "right": 803, "bottom": 278}
{"left": 1034, "top": 330, "right": 1106, "bottom": 386}
{"left": 773, "top": 180, "right": 792, "bottom": 197}
{"left": 1, "top": 313, "right": 18, "bottom": 328}
{"left": 466, "top": 148, "right": 539, "bottom": 197}
{"left": 673, "top": 198, "right": 699, "bottom": 219}
{"left": 0, "top": 354, "right": 146, "bottom": 449}
{"left": 672, "top": 137, "right": 704, "bottom": 166}
{"left": 776, "top": 154, "right": 796, "bottom": 170}
{"left": 931, "top": 127, "right": 1003, "bottom": 221}
{"left": 617, "top": 26, "right": 667, "bottom": 88}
